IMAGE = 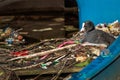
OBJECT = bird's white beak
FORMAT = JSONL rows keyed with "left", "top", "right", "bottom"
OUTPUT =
{"left": 80, "top": 22, "right": 85, "bottom": 32}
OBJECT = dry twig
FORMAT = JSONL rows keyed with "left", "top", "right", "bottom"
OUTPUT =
{"left": 51, "top": 60, "right": 67, "bottom": 80}
{"left": 9, "top": 62, "right": 42, "bottom": 71}
{"left": 8, "top": 44, "right": 78, "bottom": 61}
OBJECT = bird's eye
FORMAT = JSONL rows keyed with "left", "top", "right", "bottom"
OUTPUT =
{"left": 84, "top": 26, "right": 87, "bottom": 28}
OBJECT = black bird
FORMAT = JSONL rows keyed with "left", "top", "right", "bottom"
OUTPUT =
{"left": 81, "top": 21, "right": 115, "bottom": 47}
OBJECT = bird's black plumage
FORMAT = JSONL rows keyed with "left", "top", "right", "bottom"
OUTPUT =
{"left": 82, "top": 21, "right": 115, "bottom": 46}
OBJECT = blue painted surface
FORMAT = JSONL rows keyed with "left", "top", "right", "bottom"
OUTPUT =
{"left": 92, "top": 54, "right": 120, "bottom": 80}
{"left": 76, "top": 0, "right": 120, "bottom": 28}
{"left": 70, "top": 36, "right": 120, "bottom": 80}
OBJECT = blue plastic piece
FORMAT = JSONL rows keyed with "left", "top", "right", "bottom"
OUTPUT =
{"left": 70, "top": 36, "right": 120, "bottom": 80}
{"left": 76, "top": 0, "right": 120, "bottom": 28}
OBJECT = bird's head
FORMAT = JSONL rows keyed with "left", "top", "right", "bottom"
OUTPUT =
{"left": 81, "top": 21, "right": 95, "bottom": 32}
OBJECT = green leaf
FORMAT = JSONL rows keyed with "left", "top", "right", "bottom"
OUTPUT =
{"left": 75, "top": 58, "right": 91, "bottom": 67}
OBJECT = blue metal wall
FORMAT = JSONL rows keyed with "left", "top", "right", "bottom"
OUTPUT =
{"left": 76, "top": 0, "right": 120, "bottom": 28}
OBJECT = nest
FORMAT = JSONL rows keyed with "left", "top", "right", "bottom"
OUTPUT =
{"left": 0, "top": 38, "right": 104, "bottom": 72}
{"left": 96, "top": 20, "right": 120, "bottom": 37}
